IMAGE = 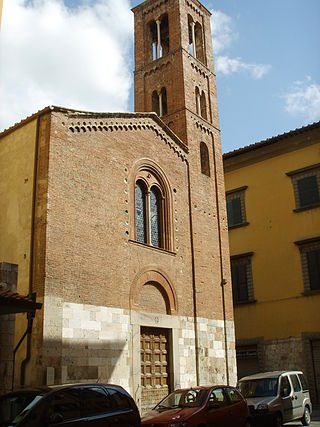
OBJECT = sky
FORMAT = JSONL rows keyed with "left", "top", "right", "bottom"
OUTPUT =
{"left": 0, "top": 0, "right": 319, "bottom": 153}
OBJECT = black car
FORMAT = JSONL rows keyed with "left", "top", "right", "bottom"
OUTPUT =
{"left": 0, "top": 383, "right": 141, "bottom": 426}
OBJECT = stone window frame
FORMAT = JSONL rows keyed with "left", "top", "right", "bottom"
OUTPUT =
{"left": 226, "top": 186, "right": 248, "bottom": 229}
{"left": 295, "top": 237, "right": 320, "bottom": 294}
{"left": 130, "top": 160, "right": 174, "bottom": 253}
{"left": 287, "top": 163, "right": 320, "bottom": 212}
{"left": 230, "top": 252, "right": 255, "bottom": 305}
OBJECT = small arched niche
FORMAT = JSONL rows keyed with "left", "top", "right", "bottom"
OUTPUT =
{"left": 139, "top": 281, "right": 170, "bottom": 314}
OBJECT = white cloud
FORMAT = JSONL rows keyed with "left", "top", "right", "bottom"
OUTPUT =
{"left": 0, "top": 0, "right": 133, "bottom": 132}
{"left": 210, "top": 9, "right": 235, "bottom": 55}
{"left": 211, "top": 9, "right": 271, "bottom": 80}
{"left": 216, "top": 56, "right": 271, "bottom": 80}
{"left": 283, "top": 79, "right": 320, "bottom": 122}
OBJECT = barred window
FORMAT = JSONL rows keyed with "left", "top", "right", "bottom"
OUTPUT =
{"left": 226, "top": 187, "right": 247, "bottom": 228}
{"left": 287, "top": 164, "right": 320, "bottom": 210}
{"left": 295, "top": 237, "right": 320, "bottom": 292}
{"left": 231, "top": 254, "right": 254, "bottom": 304}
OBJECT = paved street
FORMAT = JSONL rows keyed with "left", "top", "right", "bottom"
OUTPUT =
{"left": 284, "top": 410, "right": 320, "bottom": 427}
{"left": 284, "top": 422, "right": 320, "bottom": 427}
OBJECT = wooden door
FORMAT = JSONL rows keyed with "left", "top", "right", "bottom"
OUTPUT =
{"left": 140, "top": 327, "right": 170, "bottom": 413}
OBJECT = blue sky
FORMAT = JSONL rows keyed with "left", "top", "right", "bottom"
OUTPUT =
{"left": 1, "top": 0, "right": 319, "bottom": 152}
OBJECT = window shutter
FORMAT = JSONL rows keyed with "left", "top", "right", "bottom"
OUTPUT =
{"left": 307, "top": 249, "right": 320, "bottom": 290}
{"left": 227, "top": 198, "right": 242, "bottom": 227}
{"left": 237, "top": 263, "right": 249, "bottom": 301}
{"left": 298, "top": 176, "right": 319, "bottom": 207}
{"left": 231, "top": 263, "right": 239, "bottom": 303}
{"left": 232, "top": 198, "right": 242, "bottom": 225}
{"left": 231, "top": 262, "right": 249, "bottom": 303}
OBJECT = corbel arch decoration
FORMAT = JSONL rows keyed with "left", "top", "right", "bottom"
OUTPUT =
{"left": 129, "top": 158, "right": 174, "bottom": 252}
{"left": 130, "top": 268, "right": 178, "bottom": 315}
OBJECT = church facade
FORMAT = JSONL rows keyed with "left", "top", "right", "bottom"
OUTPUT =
{"left": 0, "top": 0, "right": 236, "bottom": 411}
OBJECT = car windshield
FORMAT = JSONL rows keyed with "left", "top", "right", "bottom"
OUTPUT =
{"left": 155, "top": 389, "right": 208, "bottom": 410}
{"left": 0, "top": 392, "right": 44, "bottom": 426}
{"left": 238, "top": 378, "right": 279, "bottom": 398}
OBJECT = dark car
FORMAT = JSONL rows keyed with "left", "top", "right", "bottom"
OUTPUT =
{"left": 0, "top": 383, "right": 140, "bottom": 427}
{"left": 142, "top": 385, "right": 251, "bottom": 427}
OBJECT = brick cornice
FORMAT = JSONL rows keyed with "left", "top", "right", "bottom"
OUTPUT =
{"left": 65, "top": 115, "right": 188, "bottom": 161}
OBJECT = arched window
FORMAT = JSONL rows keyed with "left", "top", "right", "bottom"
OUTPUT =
{"left": 134, "top": 180, "right": 164, "bottom": 249}
{"left": 133, "top": 164, "right": 173, "bottom": 251}
{"left": 135, "top": 180, "right": 147, "bottom": 243}
{"left": 200, "top": 91, "right": 207, "bottom": 120}
{"left": 200, "top": 142, "right": 210, "bottom": 176}
{"left": 160, "top": 87, "right": 167, "bottom": 116}
{"left": 188, "top": 15, "right": 194, "bottom": 55}
{"left": 195, "top": 86, "right": 200, "bottom": 115}
{"left": 152, "top": 91, "right": 160, "bottom": 115}
{"left": 149, "top": 14, "right": 169, "bottom": 61}
{"left": 152, "top": 88, "right": 167, "bottom": 117}
{"left": 188, "top": 16, "right": 205, "bottom": 64}
{"left": 150, "top": 186, "right": 162, "bottom": 247}
{"left": 195, "top": 22, "right": 204, "bottom": 64}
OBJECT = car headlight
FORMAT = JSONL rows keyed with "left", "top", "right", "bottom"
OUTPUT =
{"left": 168, "top": 422, "right": 188, "bottom": 427}
{"left": 256, "top": 403, "right": 268, "bottom": 411}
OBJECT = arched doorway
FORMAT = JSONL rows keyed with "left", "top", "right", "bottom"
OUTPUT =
{"left": 130, "top": 268, "right": 178, "bottom": 413}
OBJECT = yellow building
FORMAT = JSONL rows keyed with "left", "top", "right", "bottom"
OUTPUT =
{"left": 224, "top": 121, "right": 320, "bottom": 405}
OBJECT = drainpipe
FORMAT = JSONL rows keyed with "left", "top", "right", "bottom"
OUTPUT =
{"left": 186, "top": 160, "right": 200, "bottom": 386}
{"left": 20, "top": 115, "right": 41, "bottom": 385}
{"left": 12, "top": 296, "right": 36, "bottom": 390}
{"left": 211, "top": 136, "right": 230, "bottom": 385}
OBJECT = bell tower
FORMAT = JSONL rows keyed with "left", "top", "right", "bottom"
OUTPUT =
{"left": 133, "top": 0, "right": 220, "bottom": 143}
{"left": 133, "top": 0, "right": 236, "bottom": 387}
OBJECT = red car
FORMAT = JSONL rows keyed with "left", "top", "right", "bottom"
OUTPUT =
{"left": 142, "top": 385, "right": 251, "bottom": 427}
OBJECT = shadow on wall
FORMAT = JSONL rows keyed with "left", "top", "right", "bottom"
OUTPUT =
{"left": 42, "top": 338, "right": 128, "bottom": 386}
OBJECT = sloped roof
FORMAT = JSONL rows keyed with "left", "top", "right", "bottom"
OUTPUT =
{"left": 223, "top": 121, "right": 320, "bottom": 160}
{"left": 0, "top": 287, "right": 42, "bottom": 315}
{"left": 0, "top": 106, "right": 188, "bottom": 153}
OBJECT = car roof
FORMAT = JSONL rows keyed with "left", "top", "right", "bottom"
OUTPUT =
{"left": 239, "top": 371, "right": 304, "bottom": 381}
{"left": 6, "top": 383, "right": 127, "bottom": 397}
{"left": 173, "top": 385, "right": 236, "bottom": 392}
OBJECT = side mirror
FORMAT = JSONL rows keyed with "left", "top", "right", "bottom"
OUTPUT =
{"left": 281, "top": 387, "right": 289, "bottom": 398}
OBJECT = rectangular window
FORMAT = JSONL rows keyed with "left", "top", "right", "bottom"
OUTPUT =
{"left": 287, "top": 164, "right": 320, "bottom": 210}
{"left": 226, "top": 186, "right": 247, "bottom": 228}
{"left": 230, "top": 253, "right": 254, "bottom": 304}
{"left": 295, "top": 237, "right": 320, "bottom": 292}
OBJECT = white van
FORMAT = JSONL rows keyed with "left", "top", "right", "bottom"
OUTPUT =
{"left": 238, "top": 370, "right": 312, "bottom": 426}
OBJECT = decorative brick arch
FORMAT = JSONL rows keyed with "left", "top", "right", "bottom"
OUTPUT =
{"left": 129, "top": 158, "right": 174, "bottom": 252}
{"left": 130, "top": 268, "right": 178, "bottom": 315}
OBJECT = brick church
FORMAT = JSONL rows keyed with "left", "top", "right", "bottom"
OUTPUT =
{"left": 0, "top": 0, "right": 236, "bottom": 411}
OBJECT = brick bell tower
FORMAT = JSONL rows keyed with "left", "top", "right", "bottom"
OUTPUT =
{"left": 133, "top": 0, "right": 236, "bottom": 386}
